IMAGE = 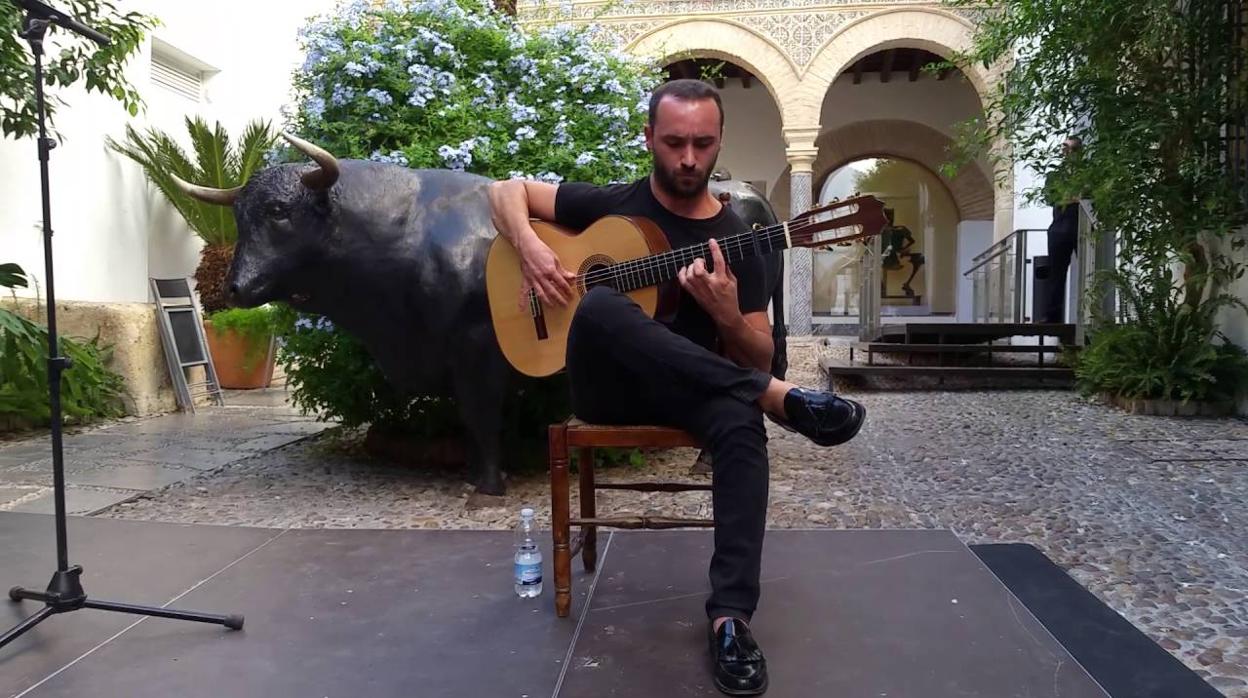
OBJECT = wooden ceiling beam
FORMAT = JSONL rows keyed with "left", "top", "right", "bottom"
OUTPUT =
{"left": 880, "top": 49, "right": 896, "bottom": 83}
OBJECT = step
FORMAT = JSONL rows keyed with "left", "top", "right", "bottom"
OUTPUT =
{"left": 875, "top": 323, "right": 1076, "bottom": 344}
{"left": 853, "top": 342, "right": 1065, "bottom": 355}
{"left": 823, "top": 359, "right": 1073, "bottom": 378}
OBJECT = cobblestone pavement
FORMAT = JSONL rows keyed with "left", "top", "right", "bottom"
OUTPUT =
{"left": 32, "top": 340, "right": 1247, "bottom": 694}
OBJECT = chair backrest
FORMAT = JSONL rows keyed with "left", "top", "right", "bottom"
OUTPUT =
{"left": 150, "top": 277, "right": 225, "bottom": 411}
{"left": 150, "top": 278, "right": 208, "bottom": 367}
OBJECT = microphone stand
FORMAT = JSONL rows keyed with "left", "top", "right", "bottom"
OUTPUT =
{"left": 2, "top": 0, "right": 243, "bottom": 652}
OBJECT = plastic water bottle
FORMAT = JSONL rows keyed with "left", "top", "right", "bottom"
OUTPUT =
{"left": 514, "top": 507, "right": 543, "bottom": 598}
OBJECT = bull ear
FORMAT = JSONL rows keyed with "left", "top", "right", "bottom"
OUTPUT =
{"left": 171, "top": 173, "right": 240, "bottom": 206}
{"left": 282, "top": 132, "right": 340, "bottom": 191}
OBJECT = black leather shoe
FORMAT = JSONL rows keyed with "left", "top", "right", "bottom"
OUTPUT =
{"left": 769, "top": 388, "right": 865, "bottom": 447}
{"left": 709, "top": 618, "right": 768, "bottom": 695}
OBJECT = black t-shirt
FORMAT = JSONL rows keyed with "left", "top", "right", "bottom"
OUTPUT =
{"left": 554, "top": 176, "right": 769, "bottom": 352}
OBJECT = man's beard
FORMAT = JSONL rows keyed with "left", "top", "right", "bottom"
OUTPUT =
{"left": 653, "top": 154, "right": 717, "bottom": 200}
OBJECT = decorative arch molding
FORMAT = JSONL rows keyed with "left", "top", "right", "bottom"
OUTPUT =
{"left": 788, "top": 8, "right": 993, "bottom": 126}
{"left": 628, "top": 19, "right": 802, "bottom": 125}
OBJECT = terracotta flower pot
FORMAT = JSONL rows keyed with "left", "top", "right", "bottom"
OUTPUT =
{"left": 203, "top": 320, "right": 275, "bottom": 389}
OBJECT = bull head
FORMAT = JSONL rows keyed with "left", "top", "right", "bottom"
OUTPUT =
{"left": 171, "top": 132, "right": 340, "bottom": 206}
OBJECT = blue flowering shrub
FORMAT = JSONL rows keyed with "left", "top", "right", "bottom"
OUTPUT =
{"left": 271, "top": 0, "right": 660, "bottom": 462}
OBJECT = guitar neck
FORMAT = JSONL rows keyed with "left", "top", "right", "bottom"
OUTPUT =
{"left": 605, "top": 226, "right": 788, "bottom": 294}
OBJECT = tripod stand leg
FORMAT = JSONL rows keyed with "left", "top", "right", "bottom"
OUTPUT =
{"left": 82, "top": 599, "right": 244, "bottom": 630}
{"left": 0, "top": 606, "right": 55, "bottom": 650}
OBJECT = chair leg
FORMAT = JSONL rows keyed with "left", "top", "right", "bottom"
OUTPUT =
{"left": 578, "top": 447, "right": 597, "bottom": 572}
{"left": 549, "top": 424, "right": 572, "bottom": 618}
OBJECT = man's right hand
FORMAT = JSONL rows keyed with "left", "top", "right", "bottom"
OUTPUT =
{"left": 518, "top": 231, "right": 576, "bottom": 308}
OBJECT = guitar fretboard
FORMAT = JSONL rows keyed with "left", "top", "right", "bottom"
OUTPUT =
{"left": 594, "top": 227, "right": 787, "bottom": 294}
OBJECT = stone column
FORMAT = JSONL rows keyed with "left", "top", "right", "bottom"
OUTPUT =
{"left": 784, "top": 127, "right": 819, "bottom": 336}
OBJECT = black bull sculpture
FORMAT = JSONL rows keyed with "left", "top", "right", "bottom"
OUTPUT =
{"left": 175, "top": 135, "right": 786, "bottom": 495}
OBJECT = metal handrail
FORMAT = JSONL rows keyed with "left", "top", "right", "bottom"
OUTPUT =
{"left": 962, "top": 228, "right": 1043, "bottom": 324}
{"left": 963, "top": 229, "right": 1046, "bottom": 277}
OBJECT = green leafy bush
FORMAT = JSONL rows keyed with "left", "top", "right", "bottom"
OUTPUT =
{"left": 1073, "top": 267, "right": 1248, "bottom": 403}
{"left": 1, "top": 262, "right": 127, "bottom": 429}
{"left": 0, "top": 309, "right": 127, "bottom": 430}
{"left": 1, "top": 1, "right": 156, "bottom": 140}
{"left": 272, "top": 0, "right": 660, "bottom": 452}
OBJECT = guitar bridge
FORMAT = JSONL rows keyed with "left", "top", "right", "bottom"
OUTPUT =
{"left": 529, "top": 290, "right": 549, "bottom": 340}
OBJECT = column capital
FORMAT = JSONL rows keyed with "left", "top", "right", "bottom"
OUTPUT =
{"left": 781, "top": 124, "right": 821, "bottom": 146}
{"left": 786, "top": 149, "right": 818, "bottom": 174}
{"left": 782, "top": 124, "right": 820, "bottom": 174}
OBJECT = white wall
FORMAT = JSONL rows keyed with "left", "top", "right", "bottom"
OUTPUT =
{"left": 956, "top": 220, "right": 993, "bottom": 321}
{"left": 819, "top": 73, "right": 983, "bottom": 139}
{"left": 715, "top": 80, "right": 787, "bottom": 199}
{"left": 0, "top": 0, "right": 337, "bottom": 305}
{"left": 1013, "top": 158, "right": 1053, "bottom": 233}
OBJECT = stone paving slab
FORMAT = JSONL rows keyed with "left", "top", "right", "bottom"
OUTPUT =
{"left": 125, "top": 446, "right": 257, "bottom": 471}
{"left": 0, "top": 484, "right": 40, "bottom": 507}
{"left": 8, "top": 486, "right": 142, "bottom": 515}
{"left": 0, "top": 458, "right": 109, "bottom": 485}
{"left": 0, "top": 397, "right": 329, "bottom": 507}
{"left": 0, "top": 442, "right": 55, "bottom": 463}
{"left": 63, "top": 462, "right": 200, "bottom": 490}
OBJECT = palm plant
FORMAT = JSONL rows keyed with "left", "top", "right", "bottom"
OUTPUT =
{"left": 107, "top": 117, "right": 277, "bottom": 313}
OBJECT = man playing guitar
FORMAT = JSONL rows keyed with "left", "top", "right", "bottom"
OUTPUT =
{"left": 488, "top": 79, "right": 866, "bottom": 696}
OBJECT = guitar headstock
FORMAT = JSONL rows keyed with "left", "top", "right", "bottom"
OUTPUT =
{"left": 787, "top": 194, "right": 889, "bottom": 250}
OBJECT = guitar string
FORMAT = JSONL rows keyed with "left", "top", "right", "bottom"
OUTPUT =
{"left": 525, "top": 219, "right": 871, "bottom": 310}
{"left": 582, "top": 214, "right": 862, "bottom": 288}
{"left": 525, "top": 208, "right": 876, "bottom": 311}
{"left": 581, "top": 214, "right": 849, "bottom": 286}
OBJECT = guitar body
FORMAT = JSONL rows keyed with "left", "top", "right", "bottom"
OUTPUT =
{"left": 486, "top": 215, "right": 672, "bottom": 377}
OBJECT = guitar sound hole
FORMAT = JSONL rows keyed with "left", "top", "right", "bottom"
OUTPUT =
{"left": 580, "top": 255, "right": 615, "bottom": 294}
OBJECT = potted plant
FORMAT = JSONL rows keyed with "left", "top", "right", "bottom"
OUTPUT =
{"left": 107, "top": 117, "right": 280, "bottom": 388}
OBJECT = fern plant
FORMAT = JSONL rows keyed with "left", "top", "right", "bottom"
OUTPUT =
{"left": 1, "top": 263, "right": 127, "bottom": 429}
{"left": 1074, "top": 266, "right": 1248, "bottom": 403}
{"left": 106, "top": 117, "right": 277, "bottom": 313}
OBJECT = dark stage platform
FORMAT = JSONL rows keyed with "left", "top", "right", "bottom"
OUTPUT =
{"left": 0, "top": 513, "right": 1216, "bottom": 697}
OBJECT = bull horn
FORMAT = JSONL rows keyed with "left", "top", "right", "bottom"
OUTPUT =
{"left": 170, "top": 173, "right": 240, "bottom": 207}
{"left": 282, "top": 132, "right": 340, "bottom": 191}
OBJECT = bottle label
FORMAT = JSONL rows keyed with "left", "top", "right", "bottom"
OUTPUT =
{"left": 515, "top": 561, "right": 542, "bottom": 585}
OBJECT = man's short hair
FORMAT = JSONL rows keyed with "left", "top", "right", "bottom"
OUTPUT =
{"left": 648, "top": 78, "right": 724, "bottom": 132}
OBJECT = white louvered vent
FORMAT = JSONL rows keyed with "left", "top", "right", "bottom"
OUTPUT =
{"left": 151, "top": 52, "right": 203, "bottom": 102}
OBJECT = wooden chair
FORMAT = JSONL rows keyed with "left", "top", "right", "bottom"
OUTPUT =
{"left": 548, "top": 418, "right": 713, "bottom": 617}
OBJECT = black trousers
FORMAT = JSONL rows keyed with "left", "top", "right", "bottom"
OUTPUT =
{"left": 566, "top": 286, "right": 773, "bottom": 622}
{"left": 1041, "top": 222, "right": 1078, "bottom": 324}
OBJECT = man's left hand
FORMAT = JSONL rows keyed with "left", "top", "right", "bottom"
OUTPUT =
{"left": 678, "top": 238, "right": 740, "bottom": 327}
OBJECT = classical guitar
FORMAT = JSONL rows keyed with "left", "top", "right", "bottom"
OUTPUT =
{"left": 486, "top": 195, "right": 889, "bottom": 377}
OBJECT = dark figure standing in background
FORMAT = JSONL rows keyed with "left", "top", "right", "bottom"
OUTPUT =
{"left": 1039, "top": 136, "right": 1082, "bottom": 323}
{"left": 880, "top": 207, "right": 925, "bottom": 297}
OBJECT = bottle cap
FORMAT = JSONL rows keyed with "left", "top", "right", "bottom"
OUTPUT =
{"left": 521, "top": 507, "right": 534, "bottom": 518}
